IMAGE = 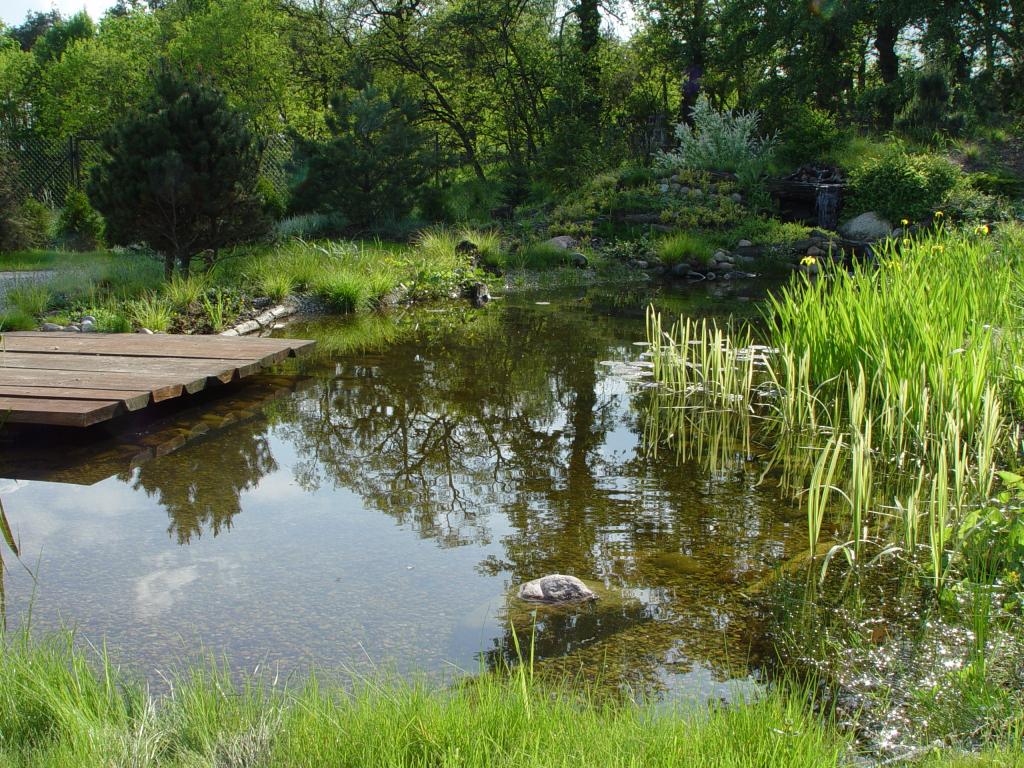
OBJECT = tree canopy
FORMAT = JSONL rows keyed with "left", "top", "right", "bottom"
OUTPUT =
{"left": 2, "top": 0, "right": 1021, "bottom": 198}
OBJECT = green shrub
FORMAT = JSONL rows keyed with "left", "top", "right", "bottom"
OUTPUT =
{"left": 256, "top": 176, "right": 287, "bottom": 220}
{"left": 21, "top": 199, "right": 55, "bottom": 248}
{"left": 847, "top": 148, "right": 961, "bottom": 221}
{"left": 57, "top": 190, "right": 105, "bottom": 251}
{"left": 656, "top": 231, "right": 715, "bottom": 266}
{"left": 968, "top": 171, "right": 1024, "bottom": 199}
{"left": 942, "top": 178, "right": 1011, "bottom": 223}
{"left": 617, "top": 166, "right": 656, "bottom": 189}
{"left": 290, "top": 84, "right": 432, "bottom": 230}
{"left": 776, "top": 105, "right": 845, "bottom": 168}
{"left": 77, "top": 305, "right": 132, "bottom": 332}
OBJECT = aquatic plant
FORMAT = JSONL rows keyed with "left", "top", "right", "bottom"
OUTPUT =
{"left": 645, "top": 225, "right": 1024, "bottom": 590}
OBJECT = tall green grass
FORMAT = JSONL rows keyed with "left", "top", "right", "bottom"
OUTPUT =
{"left": 0, "top": 627, "right": 849, "bottom": 768}
{"left": 646, "top": 225, "right": 1024, "bottom": 589}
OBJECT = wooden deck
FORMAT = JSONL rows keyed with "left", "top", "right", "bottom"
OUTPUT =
{"left": 0, "top": 332, "right": 315, "bottom": 427}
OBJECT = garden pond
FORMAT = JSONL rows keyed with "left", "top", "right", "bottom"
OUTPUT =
{"left": 0, "top": 280, "right": 919, "bottom": 705}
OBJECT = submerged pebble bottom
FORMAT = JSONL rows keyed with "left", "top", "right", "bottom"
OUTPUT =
{"left": 1, "top": 285, "right": 815, "bottom": 700}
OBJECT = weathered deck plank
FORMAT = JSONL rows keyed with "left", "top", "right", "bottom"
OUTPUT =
{"left": 0, "top": 332, "right": 314, "bottom": 426}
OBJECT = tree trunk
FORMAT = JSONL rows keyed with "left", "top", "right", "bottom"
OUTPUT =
{"left": 164, "top": 252, "right": 175, "bottom": 281}
{"left": 679, "top": 0, "right": 707, "bottom": 124}
{"left": 576, "top": 0, "right": 601, "bottom": 130}
{"left": 875, "top": 19, "right": 900, "bottom": 128}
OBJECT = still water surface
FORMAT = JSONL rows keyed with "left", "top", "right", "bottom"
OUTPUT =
{"left": 0, "top": 284, "right": 805, "bottom": 699}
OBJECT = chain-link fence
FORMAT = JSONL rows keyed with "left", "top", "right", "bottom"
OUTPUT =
{"left": 3, "top": 132, "right": 294, "bottom": 207}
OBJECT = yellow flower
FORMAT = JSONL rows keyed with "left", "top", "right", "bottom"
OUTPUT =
{"left": 934, "top": 210, "right": 944, "bottom": 219}
{"left": 902, "top": 238, "right": 911, "bottom": 247}
{"left": 800, "top": 255, "right": 817, "bottom": 266}
{"left": 901, "top": 218, "right": 909, "bottom": 226}
{"left": 975, "top": 224, "right": 990, "bottom": 235}
{"left": 931, "top": 244, "right": 945, "bottom": 253}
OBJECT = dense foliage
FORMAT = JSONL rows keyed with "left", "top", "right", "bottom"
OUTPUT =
{"left": 291, "top": 84, "right": 432, "bottom": 231}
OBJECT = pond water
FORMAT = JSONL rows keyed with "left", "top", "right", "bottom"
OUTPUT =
{"left": 0, "top": 282, "right": 809, "bottom": 700}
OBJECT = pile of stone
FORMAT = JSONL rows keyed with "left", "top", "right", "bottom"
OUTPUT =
{"left": 665, "top": 242, "right": 759, "bottom": 282}
{"left": 658, "top": 174, "right": 744, "bottom": 206}
{"left": 40, "top": 314, "right": 98, "bottom": 333}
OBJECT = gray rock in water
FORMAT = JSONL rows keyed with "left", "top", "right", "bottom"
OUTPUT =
{"left": 839, "top": 211, "right": 892, "bottom": 241}
{"left": 81, "top": 315, "right": 97, "bottom": 324}
{"left": 80, "top": 320, "right": 96, "bottom": 332}
{"left": 518, "top": 574, "right": 597, "bottom": 603}
{"left": 41, "top": 322, "right": 63, "bottom": 332}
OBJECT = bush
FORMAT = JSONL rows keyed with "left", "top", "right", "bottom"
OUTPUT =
{"left": 21, "top": 199, "right": 54, "bottom": 247}
{"left": 617, "top": 166, "right": 657, "bottom": 189}
{"left": 0, "top": 149, "right": 31, "bottom": 252}
{"left": 291, "top": 84, "right": 432, "bottom": 230}
{"left": 656, "top": 231, "right": 715, "bottom": 266}
{"left": 847, "top": 148, "right": 961, "bottom": 221}
{"left": 256, "top": 177, "right": 287, "bottom": 220}
{"left": 57, "top": 190, "right": 105, "bottom": 251}
{"left": 657, "top": 97, "right": 777, "bottom": 177}
{"left": 942, "top": 178, "right": 1011, "bottom": 224}
{"left": 776, "top": 105, "right": 845, "bottom": 168}
{"left": 969, "top": 172, "right": 1024, "bottom": 199}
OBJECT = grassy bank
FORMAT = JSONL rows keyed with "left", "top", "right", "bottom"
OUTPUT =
{"left": 0, "top": 628, "right": 851, "bottom": 768}
{"left": 0, "top": 227, "right": 636, "bottom": 333}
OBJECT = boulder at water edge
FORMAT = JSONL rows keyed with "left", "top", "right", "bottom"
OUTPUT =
{"left": 839, "top": 212, "right": 892, "bottom": 241}
{"left": 518, "top": 574, "right": 597, "bottom": 603}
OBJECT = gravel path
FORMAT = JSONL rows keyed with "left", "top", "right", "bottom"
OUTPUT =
{"left": 0, "top": 270, "right": 55, "bottom": 307}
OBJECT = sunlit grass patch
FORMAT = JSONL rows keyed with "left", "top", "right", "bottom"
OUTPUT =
{"left": 656, "top": 231, "right": 715, "bottom": 266}
{"left": 127, "top": 292, "right": 174, "bottom": 332}
{"left": 0, "top": 627, "right": 850, "bottom": 768}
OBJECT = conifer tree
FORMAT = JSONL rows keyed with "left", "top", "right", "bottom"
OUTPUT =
{"left": 90, "top": 68, "right": 269, "bottom": 279}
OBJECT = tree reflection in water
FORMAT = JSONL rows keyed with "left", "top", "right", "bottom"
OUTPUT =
{"left": 121, "top": 429, "right": 278, "bottom": 544}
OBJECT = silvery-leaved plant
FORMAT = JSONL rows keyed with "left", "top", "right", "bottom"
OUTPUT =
{"left": 657, "top": 97, "right": 777, "bottom": 177}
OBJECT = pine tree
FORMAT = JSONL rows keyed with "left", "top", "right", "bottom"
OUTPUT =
{"left": 90, "top": 68, "right": 270, "bottom": 279}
